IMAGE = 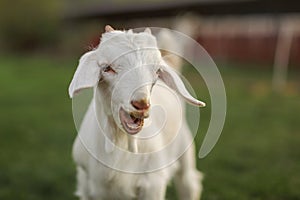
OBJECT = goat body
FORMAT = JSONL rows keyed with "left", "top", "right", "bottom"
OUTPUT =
{"left": 69, "top": 26, "right": 204, "bottom": 200}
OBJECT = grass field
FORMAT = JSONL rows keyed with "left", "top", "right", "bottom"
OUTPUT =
{"left": 0, "top": 55, "right": 299, "bottom": 200}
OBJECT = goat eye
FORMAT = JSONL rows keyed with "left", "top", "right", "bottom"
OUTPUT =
{"left": 156, "top": 68, "right": 162, "bottom": 75}
{"left": 103, "top": 65, "right": 116, "bottom": 74}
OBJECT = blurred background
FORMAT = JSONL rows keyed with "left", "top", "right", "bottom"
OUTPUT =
{"left": 0, "top": 0, "right": 300, "bottom": 199}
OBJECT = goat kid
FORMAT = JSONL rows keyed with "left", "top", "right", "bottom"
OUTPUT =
{"left": 69, "top": 25, "right": 205, "bottom": 200}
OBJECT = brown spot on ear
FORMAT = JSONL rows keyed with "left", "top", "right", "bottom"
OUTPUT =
{"left": 105, "top": 25, "right": 115, "bottom": 32}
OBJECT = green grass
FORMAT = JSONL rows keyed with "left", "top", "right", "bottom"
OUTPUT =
{"left": 0, "top": 55, "right": 77, "bottom": 200}
{"left": 0, "top": 55, "right": 300, "bottom": 200}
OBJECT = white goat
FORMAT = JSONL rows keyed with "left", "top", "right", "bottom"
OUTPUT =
{"left": 69, "top": 25, "right": 205, "bottom": 200}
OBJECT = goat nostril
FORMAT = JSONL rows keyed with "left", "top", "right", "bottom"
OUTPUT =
{"left": 131, "top": 99, "right": 150, "bottom": 110}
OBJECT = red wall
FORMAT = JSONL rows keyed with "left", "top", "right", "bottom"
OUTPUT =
{"left": 197, "top": 34, "right": 300, "bottom": 68}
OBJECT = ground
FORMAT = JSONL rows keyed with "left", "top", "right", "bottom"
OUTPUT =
{"left": 0, "top": 55, "right": 299, "bottom": 200}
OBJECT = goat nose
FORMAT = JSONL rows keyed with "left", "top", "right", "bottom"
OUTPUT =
{"left": 131, "top": 99, "right": 150, "bottom": 110}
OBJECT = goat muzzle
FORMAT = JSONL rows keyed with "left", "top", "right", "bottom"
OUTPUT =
{"left": 131, "top": 99, "right": 150, "bottom": 111}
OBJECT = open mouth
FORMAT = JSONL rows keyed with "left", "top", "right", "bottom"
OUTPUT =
{"left": 119, "top": 107, "right": 145, "bottom": 135}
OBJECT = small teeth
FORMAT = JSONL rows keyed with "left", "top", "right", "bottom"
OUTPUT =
{"left": 128, "top": 124, "right": 137, "bottom": 129}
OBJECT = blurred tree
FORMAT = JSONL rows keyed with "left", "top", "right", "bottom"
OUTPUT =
{"left": 0, "top": 0, "right": 63, "bottom": 52}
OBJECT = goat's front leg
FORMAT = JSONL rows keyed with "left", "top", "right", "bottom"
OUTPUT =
{"left": 174, "top": 145, "right": 203, "bottom": 200}
{"left": 137, "top": 174, "right": 168, "bottom": 200}
{"left": 75, "top": 166, "right": 91, "bottom": 200}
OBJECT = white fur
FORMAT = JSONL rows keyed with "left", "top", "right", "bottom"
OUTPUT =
{"left": 69, "top": 28, "right": 204, "bottom": 200}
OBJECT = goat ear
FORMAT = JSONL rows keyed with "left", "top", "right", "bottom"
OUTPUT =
{"left": 68, "top": 51, "right": 101, "bottom": 98}
{"left": 144, "top": 27, "right": 152, "bottom": 34}
{"left": 105, "top": 25, "right": 115, "bottom": 32}
{"left": 158, "top": 64, "right": 206, "bottom": 107}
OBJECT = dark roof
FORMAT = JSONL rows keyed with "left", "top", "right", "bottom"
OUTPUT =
{"left": 65, "top": 0, "right": 300, "bottom": 22}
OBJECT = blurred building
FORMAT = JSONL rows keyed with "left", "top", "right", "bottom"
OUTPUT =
{"left": 196, "top": 15, "right": 300, "bottom": 67}
{"left": 65, "top": 0, "right": 300, "bottom": 67}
